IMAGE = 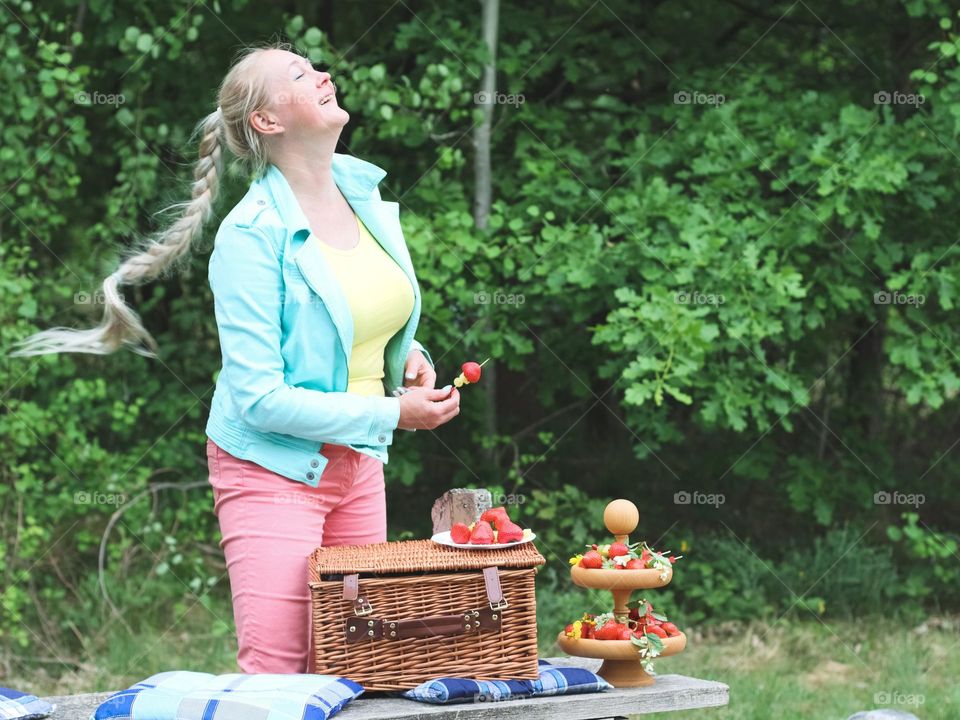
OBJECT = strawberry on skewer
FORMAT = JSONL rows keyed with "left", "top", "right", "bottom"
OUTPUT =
{"left": 453, "top": 358, "right": 489, "bottom": 389}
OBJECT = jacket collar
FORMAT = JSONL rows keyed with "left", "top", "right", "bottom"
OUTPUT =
{"left": 259, "top": 153, "right": 388, "bottom": 236}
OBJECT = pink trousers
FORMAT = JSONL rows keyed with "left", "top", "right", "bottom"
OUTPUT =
{"left": 205, "top": 438, "right": 387, "bottom": 674}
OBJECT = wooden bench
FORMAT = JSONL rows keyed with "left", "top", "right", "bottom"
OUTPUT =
{"left": 41, "top": 657, "right": 729, "bottom": 719}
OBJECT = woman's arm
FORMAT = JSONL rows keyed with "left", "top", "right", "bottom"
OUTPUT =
{"left": 209, "top": 223, "right": 400, "bottom": 446}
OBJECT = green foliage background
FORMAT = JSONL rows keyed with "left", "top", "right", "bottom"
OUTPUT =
{"left": 2, "top": 0, "right": 959, "bottom": 674}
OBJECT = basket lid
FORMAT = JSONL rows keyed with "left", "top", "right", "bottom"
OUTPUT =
{"left": 308, "top": 539, "right": 545, "bottom": 580}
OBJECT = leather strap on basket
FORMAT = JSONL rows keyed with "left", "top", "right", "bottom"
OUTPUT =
{"left": 344, "top": 606, "right": 502, "bottom": 643}
{"left": 341, "top": 566, "right": 509, "bottom": 643}
{"left": 341, "top": 573, "right": 372, "bottom": 616}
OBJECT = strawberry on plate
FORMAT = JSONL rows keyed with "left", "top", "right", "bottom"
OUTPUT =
{"left": 450, "top": 522, "right": 472, "bottom": 545}
{"left": 469, "top": 520, "right": 495, "bottom": 544}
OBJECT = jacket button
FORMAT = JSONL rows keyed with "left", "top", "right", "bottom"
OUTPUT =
{"left": 378, "top": 434, "right": 386, "bottom": 443}
{"left": 257, "top": 199, "right": 266, "bottom": 205}
{"left": 306, "top": 472, "right": 316, "bottom": 481}
{"left": 310, "top": 459, "right": 319, "bottom": 468}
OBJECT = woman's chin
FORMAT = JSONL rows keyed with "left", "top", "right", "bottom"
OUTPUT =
{"left": 318, "top": 102, "right": 350, "bottom": 126}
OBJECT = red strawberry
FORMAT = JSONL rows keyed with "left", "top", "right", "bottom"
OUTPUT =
{"left": 647, "top": 625, "right": 668, "bottom": 639}
{"left": 593, "top": 621, "right": 622, "bottom": 640}
{"left": 579, "top": 550, "right": 604, "bottom": 568}
{"left": 461, "top": 361, "right": 482, "bottom": 383}
{"left": 581, "top": 623, "right": 593, "bottom": 639}
{"left": 661, "top": 622, "right": 679, "bottom": 637}
{"left": 480, "top": 506, "right": 510, "bottom": 528}
{"left": 469, "top": 520, "right": 494, "bottom": 544}
{"left": 608, "top": 542, "right": 630, "bottom": 558}
{"left": 618, "top": 626, "right": 633, "bottom": 641}
{"left": 640, "top": 549, "right": 652, "bottom": 565}
{"left": 496, "top": 519, "right": 524, "bottom": 543}
{"left": 625, "top": 558, "right": 646, "bottom": 569}
{"left": 628, "top": 607, "right": 641, "bottom": 621}
{"left": 450, "top": 522, "right": 471, "bottom": 544}
{"left": 564, "top": 623, "right": 575, "bottom": 636}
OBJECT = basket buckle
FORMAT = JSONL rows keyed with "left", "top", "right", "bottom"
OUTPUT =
{"left": 353, "top": 597, "right": 374, "bottom": 616}
{"left": 488, "top": 598, "right": 509, "bottom": 611}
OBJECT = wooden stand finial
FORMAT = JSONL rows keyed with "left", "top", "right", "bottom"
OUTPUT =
{"left": 604, "top": 499, "right": 639, "bottom": 542}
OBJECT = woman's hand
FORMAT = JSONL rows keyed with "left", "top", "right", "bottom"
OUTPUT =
{"left": 397, "top": 386, "right": 460, "bottom": 430}
{"left": 404, "top": 349, "right": 436, "bottom": 389}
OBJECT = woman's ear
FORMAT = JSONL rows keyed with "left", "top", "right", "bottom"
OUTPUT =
{"left": 250, "top": 109, "right": 283, "bottom": 136}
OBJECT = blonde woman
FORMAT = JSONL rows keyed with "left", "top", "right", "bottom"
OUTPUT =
{"left": 11, "top": 45, "right": 461, "bottom": 673}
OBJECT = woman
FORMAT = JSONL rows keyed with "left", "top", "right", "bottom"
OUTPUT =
{"left": 11, "top": 44, "right": 461, "bottom": 673}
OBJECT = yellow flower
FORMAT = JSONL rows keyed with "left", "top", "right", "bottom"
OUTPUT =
{"left": 569, "top": 554, "right": 583, "bottom": 566}
{"left": 817, "top": 599, "right": 826, "bottom": 615}
{"left": 565, "top": 620, "right": 583, "bottom": 639}
{"left": 680, "top": 540, "right": 689, "bottom": 553}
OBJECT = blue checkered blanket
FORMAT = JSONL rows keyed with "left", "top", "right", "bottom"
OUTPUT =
{"left": 0, "top": 686, "right": 54, "bottom": 720}
{"left": 91, "top": 672, "right": 362, "bottom": 720}
{"left": 400, "top": 660, "right": 612, "bottom": 703}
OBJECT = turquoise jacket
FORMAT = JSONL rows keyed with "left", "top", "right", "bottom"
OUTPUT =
{"left": 205, "top": 153, "right": 433, "bottom": 486}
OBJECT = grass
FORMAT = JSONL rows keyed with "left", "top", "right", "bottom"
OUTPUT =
{"left": 623, "top": 617, "right": 958, "bottom": 719}
{"left": 5, "top": 596, "right": 958, "bottom": 719}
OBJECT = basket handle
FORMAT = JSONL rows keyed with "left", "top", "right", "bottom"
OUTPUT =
{"left": 345, "top": 606, "right": 503, "bottom": 643}
{"left": 340, "top": 566, "right": 507, "bottom": 616}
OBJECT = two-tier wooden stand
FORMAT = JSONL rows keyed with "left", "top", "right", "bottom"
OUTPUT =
{"left": 556, "top": 499, "right": 687, "bottom": 687}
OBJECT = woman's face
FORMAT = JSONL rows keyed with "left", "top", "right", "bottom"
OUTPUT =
{"left": 255, "top": 49, "right": 349, "bottom": 141}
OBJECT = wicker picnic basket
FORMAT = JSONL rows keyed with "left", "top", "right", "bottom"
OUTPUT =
{"left": 307, "top": 538, "right": 545, "bottom": 690}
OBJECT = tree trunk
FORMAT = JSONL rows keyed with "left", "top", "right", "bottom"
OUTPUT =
{"left": 474, "top": 0, "right": 500, "bottom": 465}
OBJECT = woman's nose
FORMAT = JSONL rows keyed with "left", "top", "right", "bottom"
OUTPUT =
{"left": 316, "top": 71, "right": 331, "bottom": 88}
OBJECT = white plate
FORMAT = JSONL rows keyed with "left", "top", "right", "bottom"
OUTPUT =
{"left": 431, "top": 530, "right": 537, "bottom": 550}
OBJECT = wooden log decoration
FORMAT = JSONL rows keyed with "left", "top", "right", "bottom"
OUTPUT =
{"left": 431, "top": 488, "right": 492, "bottom": 534}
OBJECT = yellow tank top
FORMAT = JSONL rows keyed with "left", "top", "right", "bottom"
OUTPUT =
{"left": 318, "top": 214, "right": 415, "bottom": 397}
